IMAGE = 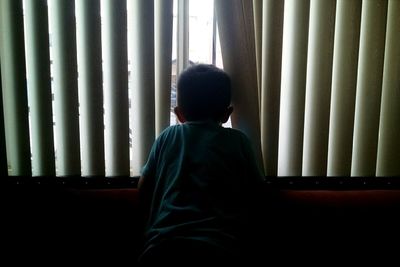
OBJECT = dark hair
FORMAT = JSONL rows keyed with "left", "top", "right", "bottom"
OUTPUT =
{"left": 177, "top": 64, "right": 231, "bottom": 121}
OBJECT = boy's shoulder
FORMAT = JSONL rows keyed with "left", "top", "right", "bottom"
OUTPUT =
{"left": 220, "top": 126, "right": 251, "bottom": 141}
{"left": 158, "top": 123, "right": 249, "bottom": 143}
{"left": 157, "top": 124, "right": 182, "bottom": 137}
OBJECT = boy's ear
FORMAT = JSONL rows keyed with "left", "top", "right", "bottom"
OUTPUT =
{"left": 221, "top": 106, "right": 233, "bottom": 123}
{"left": 174, "top": 106, "right": 186, "bottom": 123}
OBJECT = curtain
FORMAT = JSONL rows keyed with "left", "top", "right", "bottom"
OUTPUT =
{"left": 215, "top": 0, "right": 264, "bottom": 172}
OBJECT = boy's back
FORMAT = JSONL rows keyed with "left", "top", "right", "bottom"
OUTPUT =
{"left": 139, "top": 121, "right": 264, "bottom": 264}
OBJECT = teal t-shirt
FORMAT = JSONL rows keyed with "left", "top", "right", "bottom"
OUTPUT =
{"left": 141, "top": 121, "right": 264, "bottom": 254}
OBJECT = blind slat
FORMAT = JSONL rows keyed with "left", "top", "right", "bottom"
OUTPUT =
{"left": 278, "top": 0, "right": 310, "bottom": 176}
{"left": 24, "top": 0, "right": 55, "bottom": 176}
{"left": 155, "top": 0, "right": 173, "bottom": 135}
{"left": 102, "top": 0, "right": 130, "bottom": 176}
{"left": 260, "top": 0, "right": 284, "bottom": 176}
{"left": 376, "top": 0, "right": 400, "bottom": 176}
{"left": 0, "top": 65, "right": 7, "bottom": 176}
{"left": 76, "top": 0, "right": 105, "bottom": 176}
{"left": 0, "top": 0, "right": 31, "bottom": 176}
{"left": 302, "top": 0, "right": 335, "bottom": 176}
{"left": 128, "top": 0, "right": 155, "bottom": 175}
{"left": 177, "top": 0, "right": 189, "bottom": 76}
{"left": 327, "top": 0, "right": 361, "bottom": 176}
{"left": 253, "top": 0, "right": 263, "bottom": 103}
{"left": 49, "top": 0, "right": 81, "bottom": 176}
{"left": 351, "top": 0, "right": 387, "bottom": 176}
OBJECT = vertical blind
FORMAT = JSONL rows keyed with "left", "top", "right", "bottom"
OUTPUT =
{"left": 216, "top": 0, "right": 399, "bottom": 177}
{"left": 75, "top": 0, "right": 104, "bottom": 176}
{"left": 376, "top": 0, "right": 400, "bottom": 176}
{"left": 24, "top": 0, "right": 55, "bottom": 176}
{"left": 1, "top": 0, "right": 31, "bottom": 176}
{"left": 277, "top": 0, "right": 310, "bottom": 176}
{"left": 0, "top": 0, "right": 171, "bottom": 176}
{"left": 49, "top": 0, "right": 81, "bottom": 176}
{"left": 1, "top": 0, "right": 399, "bottom": 177}
{"left": 351, "top": 0, "right": 388, "bottom": 176}
{"left": 258, "top": 0, "right": 284, "bottom": 177}
{"left": 327, "top": 0, "right": 361, "bottom": 176}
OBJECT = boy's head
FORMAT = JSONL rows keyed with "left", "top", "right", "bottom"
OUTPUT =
{"left": 175, "top": 64, "right": 232, "bottom": 123}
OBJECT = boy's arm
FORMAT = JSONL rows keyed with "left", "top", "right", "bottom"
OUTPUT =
{"left": 241, "top": 134, "right": 266, "bottom": 218}
{"left": 138, "top": 135, "right": 159, "bottom": 227}
{"left": 138, "top": 175, "right": 146, "bottom": 190}
{"left": 138, "top": 175, "right": 153, "bottom": 230}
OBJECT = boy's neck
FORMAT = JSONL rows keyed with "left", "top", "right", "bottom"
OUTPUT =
{"left": 184, "top": 119, "right": 222, "bottom": 126}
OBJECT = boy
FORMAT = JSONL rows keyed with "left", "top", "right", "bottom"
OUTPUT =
{"left": 138, "top": 64, "right": 265, "bottom": 265}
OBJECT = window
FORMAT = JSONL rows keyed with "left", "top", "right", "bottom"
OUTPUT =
{"left": 170, "top": 0, "right": 227, "bottom": 126}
